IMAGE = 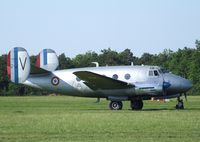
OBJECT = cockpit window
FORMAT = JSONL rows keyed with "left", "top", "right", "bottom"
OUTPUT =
{"left": 154, "top": 70, "right": 159, "bottom": 76}
{"left": 158, "top": 69, "right": 162, "bottom": 74}
{"left": 149, "top": 70, "right": 159, "bottom": 76}
{"left": 149, "top": 71, "right": 154, "bottom": 76}
{"left": 160, "top": 68, "right": 169, "bottom": 73}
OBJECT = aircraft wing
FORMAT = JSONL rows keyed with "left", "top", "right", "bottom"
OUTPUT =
{"left": 73, "top": 71, "right": 134, "bottom": 90}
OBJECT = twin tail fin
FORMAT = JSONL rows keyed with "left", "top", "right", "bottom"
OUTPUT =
{"left": 7, "top": 47, "right": 30, "bottom": 83}
{"left": 7, "top": 47, "right": 58, "bottom": 84}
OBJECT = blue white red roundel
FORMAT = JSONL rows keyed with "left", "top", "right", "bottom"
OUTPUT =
{"left": 51, "top": 77, "right": 60, "bottom": 86}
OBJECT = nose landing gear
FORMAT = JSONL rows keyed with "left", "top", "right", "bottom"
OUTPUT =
{"left": 176, "top": 97, "right": 184, "bottom": 109}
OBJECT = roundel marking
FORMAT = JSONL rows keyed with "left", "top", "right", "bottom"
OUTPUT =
{"left": 51, "top": 76, "right": 60, "bottom": 86}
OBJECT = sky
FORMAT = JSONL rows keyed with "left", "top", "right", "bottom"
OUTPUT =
{"left": 0, "top": 0, "right": 200, "bottom": 57}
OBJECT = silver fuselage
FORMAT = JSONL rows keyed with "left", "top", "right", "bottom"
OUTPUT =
{"left": 24, "top": 65, "right": 192, "bottom": 100}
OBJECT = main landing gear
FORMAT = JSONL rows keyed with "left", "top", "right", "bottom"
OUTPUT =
{"left": 108, "top": 97, "right": 185, "bottom": 110}
{"left": 109, "top": 99, "right": 144, "bottom": 110}
{"left": 130, "top": 99, "right": 143, "bottom": 110}
{"left": 109, "top": 101, "right": 123, "bottom": 110}
{"left": 176, "top": 97, "right": 184, "bottom": 109}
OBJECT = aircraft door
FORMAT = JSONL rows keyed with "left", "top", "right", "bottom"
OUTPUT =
{"left": 148, "top": 69, "right": 164, "bottom": 95}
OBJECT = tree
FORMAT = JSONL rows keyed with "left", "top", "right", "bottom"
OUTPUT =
{"left": 139, "top": 53, "right": 155, "bottom": 65}
{"left": 195, "top": 40, "right": 200, "bottom": 50}
{"left": 72, "top": 51, "right": 98, "bottom": 67}
{"left": 98, "top": 48, "right": 120, "bottom": 66}
{"left": 119, "top": 49, "right": 135, "bottom": 65}
{"left": 58, "top": 53, "right": 74, "bottom": 69}
{"left": 0, "top": 55, "right": 9, "bottom": 95}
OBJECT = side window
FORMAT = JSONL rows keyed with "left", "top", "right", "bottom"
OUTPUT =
{"left": 149, "top": 70, "right": 153, "bottom": 76}
{"left": 154, "top": 70, "right": 159, "bottom": 76}
{"left": 112, "top": 74, "right": 118, "bottom": 80}
{"left": 124, "top": 73, "right": 131, "bottom": 80}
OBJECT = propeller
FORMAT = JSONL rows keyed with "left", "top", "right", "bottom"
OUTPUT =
{"left": 184, "top": 93, "right": 187, "bottom": 101}
{"left": 162, "top": 87, "right": 167, "bottom": 96}
{"left": 94, "top": 97, "right": 100, "bottom": 103}
{"left": 162, "top": 81, "right": 171, "bottom": 95}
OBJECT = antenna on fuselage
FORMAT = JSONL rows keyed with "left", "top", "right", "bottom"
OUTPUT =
{"left": 131, "top": 62, "right": 134, "bottom": 66}
{"left": 91, "top": 62, "right": 99, "bottom": 67}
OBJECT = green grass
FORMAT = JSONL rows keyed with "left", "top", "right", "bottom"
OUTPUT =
{"left": 0, "top": 96, "right": 200, "bottom": 142}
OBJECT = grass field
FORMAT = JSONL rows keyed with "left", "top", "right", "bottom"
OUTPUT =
{"left": 0, "top": 96, "right": 200, "bottom": 142}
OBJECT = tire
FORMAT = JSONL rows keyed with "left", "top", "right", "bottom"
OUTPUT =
{"left": 176, "top": 101, "right": 184, "bottom": 109}
{"left": 130, "top": 100, "right": 143, "bottom": 110}
{"left": 109, "top": 101, "right": 123, "bottom": 110}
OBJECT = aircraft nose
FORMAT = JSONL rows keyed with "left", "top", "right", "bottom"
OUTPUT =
{"left": 164, "top": 74, "right": 193, "bottom": 94}
{"left": 181, "top": 79, "right": 193, "bottom": 92}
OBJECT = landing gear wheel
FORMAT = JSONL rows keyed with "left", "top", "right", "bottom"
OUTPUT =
{"left": 130, "top": 100, "right": 143, "bottom": 110}
{"left": 176, "top": 97, "right": 184, "bottom": 109}
{"left": 109, "top": 101, "right": 123, "bottom": 110}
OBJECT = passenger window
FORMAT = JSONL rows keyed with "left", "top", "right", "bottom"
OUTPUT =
{"left": 124, "top": 73, "right": 131, "bottom": 80}
{"left": 149, "top": 71, "right": 153, "bottom": 76}
{"left": 154, "top": 70, "right": 159, "bottom": 76}
{"left": 112, "top": 74, "right": 118, "bottom": 80}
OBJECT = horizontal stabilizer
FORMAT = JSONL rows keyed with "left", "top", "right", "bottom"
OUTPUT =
{"left": 73, "top": 71, "right": 134, "bottom": 90}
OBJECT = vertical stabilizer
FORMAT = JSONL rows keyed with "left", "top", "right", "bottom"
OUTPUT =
{"left": 36, "top": 49, "right": 59, "bottom": 71}
{"left": 7, "top": 47, "right": 30, "bottom": 83}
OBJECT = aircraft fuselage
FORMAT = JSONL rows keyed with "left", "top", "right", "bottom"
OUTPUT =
{"left": 24, "top": 65, "right": 192, "bottom": 100}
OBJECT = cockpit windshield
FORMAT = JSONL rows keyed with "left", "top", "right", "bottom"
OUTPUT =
{"left": 154, "top": 70, "right": 159, "bottom": 76}
{"left": 149, "top": 67, "right": 169, "bottom": 77}
{"left": 159, "top": 68, "right": 170, "bottom": 74}
{"left": 149, "top": 70, "right": 159, "bottom": 76}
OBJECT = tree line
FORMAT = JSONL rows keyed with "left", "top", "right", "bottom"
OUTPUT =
{"left": 0, "top": 40, "right": 200, "bottom": 96}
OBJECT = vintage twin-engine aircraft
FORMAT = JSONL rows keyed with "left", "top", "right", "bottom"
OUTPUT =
{"left": 7, "top": 47, "right": 192, "bottom": 110}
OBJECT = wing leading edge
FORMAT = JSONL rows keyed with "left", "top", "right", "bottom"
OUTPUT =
{"left": 73, "top": 71, "right": 134, "bottom": 90}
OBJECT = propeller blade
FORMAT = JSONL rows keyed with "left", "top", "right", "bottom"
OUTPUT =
{"left": 162, "top": 81, "right": 171, "bottom": 96}
{"left": 163, "top": 88, "right": 166, "bottom": 96}
{"left": 184, "top": 93, "right": 187, "bottom": 102}
{"left": 94, "top": 98, "right": 100, "bottom": 103}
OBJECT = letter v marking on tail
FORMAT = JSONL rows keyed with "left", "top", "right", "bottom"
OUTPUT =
{"left": 19, "top": 57, "right": 27, "bottom": 70}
